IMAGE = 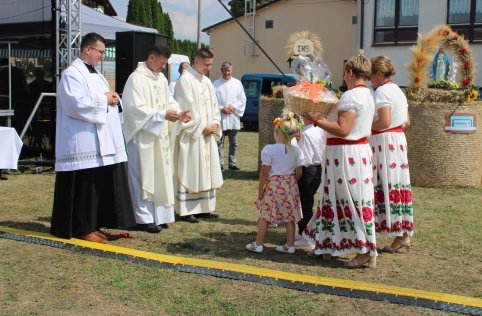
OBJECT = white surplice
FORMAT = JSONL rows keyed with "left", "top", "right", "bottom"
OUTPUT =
{"left": 212, "top": 77, "right": 246, "bottom": 131}
{"left": 55, "top": 58, "right": 127, "bottom": 171}
{"left": 122, "top": 62, "right": 180, "bottom": 225}
{"left": 173, "top": 67, "right": 223, "bottom": 216}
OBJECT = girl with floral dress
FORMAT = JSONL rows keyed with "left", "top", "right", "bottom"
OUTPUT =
{"left": 246, "top": 112, "right": 304, "bottom": 254}
{"left": 369, "top": 56, "right": 413, "bottom": 253}
{"left": 303, "top": 55, "right": 377, "bottom": 268}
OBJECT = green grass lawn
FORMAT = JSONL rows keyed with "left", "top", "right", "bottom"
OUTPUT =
{"left": 1, "top": 131, "right": 481, "bottom": 315}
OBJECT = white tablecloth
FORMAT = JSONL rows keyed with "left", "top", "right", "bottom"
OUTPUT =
{"left": 0, "top": 127, "right": 23, "bottom": 169}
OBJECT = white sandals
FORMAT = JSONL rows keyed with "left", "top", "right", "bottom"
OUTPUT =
{"left": 275, "top": 244, "right": 295, "bottom": 254}
{"left": 245, "top": 242, "right": 264, "bottom": 253}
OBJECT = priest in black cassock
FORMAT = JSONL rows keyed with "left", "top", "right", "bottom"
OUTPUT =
{"left": 50, "top": 33, "right": 135, "bottom": 243}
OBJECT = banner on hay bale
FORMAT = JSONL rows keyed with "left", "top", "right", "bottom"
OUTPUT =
{"left": 444, "top": 113, "right": 476, "bottom": 133}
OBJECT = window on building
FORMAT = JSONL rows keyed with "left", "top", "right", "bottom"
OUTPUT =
{"left": 447, "top": 0, "right": 482, "bottom": 42}
{"left": 373, "top": 0, "right": 419, "bottom": 45}
{"left": 265, "top": 20, "right": 273, "bottom": 29}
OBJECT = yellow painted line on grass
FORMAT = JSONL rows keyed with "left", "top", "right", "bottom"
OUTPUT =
{"left": 1, "top": 226, "right": 481, "bottom": 308}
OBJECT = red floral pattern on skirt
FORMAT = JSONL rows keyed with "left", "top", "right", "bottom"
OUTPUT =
{"left": 258, "top": 174, "right": 302, "bottom": 224}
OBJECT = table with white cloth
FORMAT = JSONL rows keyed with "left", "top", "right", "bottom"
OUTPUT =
{"left": 0, "top": 126, "right": 23, "bottom": 169}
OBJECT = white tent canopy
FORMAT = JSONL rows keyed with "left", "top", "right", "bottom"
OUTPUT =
{"left": 0, "top": 0, "right": 158, "bottom": 40}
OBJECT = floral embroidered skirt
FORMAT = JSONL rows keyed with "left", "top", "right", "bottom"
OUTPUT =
{"left": 303, "top": 144, "right": 377, "bottom": 256}
{"left": 370, "top": 132, "right": 414, "bottom": 237}
{"left": 258, "top": 174, "right": 302, "bottom": 225}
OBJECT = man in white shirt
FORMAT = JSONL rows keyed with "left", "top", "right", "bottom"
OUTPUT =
{"left": 173, "top": 48, "right": 223, "bottom": 223}
{"left": 213, "top": 62, "right": 246, "bottom": 171}
{"left": 169, "top": 62, "right": 190, "bottom": 96}
{"left": 122, "top": 45, "right": 191, "bottom": 233}
{"left": 51, "top": 33, "right": 135, "bottom": 243}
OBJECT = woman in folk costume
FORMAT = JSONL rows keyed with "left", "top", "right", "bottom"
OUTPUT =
{"left": 369, "top": 56, "right": 413, "bottom": 253}
{"left": 303, "top": 55, "right": 377, "bottom": 268}
{"left": 246, "top": 112, "right": 303, "bottom": 254}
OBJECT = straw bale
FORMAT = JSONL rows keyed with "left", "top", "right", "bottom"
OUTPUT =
{"left": 405, "top": 101, "right": 482, "bottom": 187}
{"left": 258, "top": 97, "right": 285, "bottom": 171}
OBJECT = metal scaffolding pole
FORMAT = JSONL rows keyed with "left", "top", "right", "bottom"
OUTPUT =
{"left": 55, "top": 0, "right": 81, "bottom": 84}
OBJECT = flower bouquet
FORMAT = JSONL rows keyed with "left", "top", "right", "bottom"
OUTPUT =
{"left": 284, "top": 55, "right": 338, "bottom": 116}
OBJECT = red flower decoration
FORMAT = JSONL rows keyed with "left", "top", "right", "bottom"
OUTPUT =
{"left": 390, "top": 162, "right": 397, "bottom": 169}
{"left": 389, "top": 189, "right": 401, "bottom": 204}
{"left": 362, "top": 157, "right": 367, "bottom": 165}
{"left": 321, "top": 205, "right": 334, "bottom": 221}
{"left": 337, "top": 178, "right": 343, "bottom": 184}
{"left": 377, "top": 190, "right": 385, "bottom": 203}
{"left": 337, "top": 205, "right": 344, "bottom": 219}
{"left": 350, "top": 178, "right": 357, "bottom": 184}
{"left": 364, "top": 178, "right": 370, "bottom": 184}
{"left": 348, "top": 157, "right": 355, "bottom": 166}
{"left": 405, "top": 190, "right": 413, "bottom": 203}
{"left": 415, "top": 77, "right": 420, "bottom": 83}
{"left": 344, "top": 205, "right": 352, "bottom": 220}
{"left": 460, "top": 47, "right": 468, "bottom": 54}
{"left": 464, "top": 61, "right": 471, "bottom": 69}
{"left": 453, "top": 34, "right": 459, "bottom": 40}
{"left": 463, "top": 78, "right": 471, "bottom": 86}
{"left": 389, "top": 144, "right": 395, "bottom": 151}
{"left": 334, "top": 159, "right": 339, "bottom": 166}
{"left": 327, "top": 179, "right": 331, "bottom": 185}
{"left": 400, "top": 144, "right": 404, "bottom": 151}
{"left": 362, "top": 207, "right": 373, "bottom": 222}
{"left": 324, "top": 186, "right": 329, "bottom": 194}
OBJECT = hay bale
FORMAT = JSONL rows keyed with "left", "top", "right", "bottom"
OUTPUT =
{"left": 258, "top": 97, "right": 286, "bottom": 171}
{"left": 405, "top": 101, "right": 482, "bottom": 187}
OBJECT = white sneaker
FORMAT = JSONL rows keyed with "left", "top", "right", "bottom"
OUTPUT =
{"left": 245, "top": 242, "right": 263, "bottom": 253}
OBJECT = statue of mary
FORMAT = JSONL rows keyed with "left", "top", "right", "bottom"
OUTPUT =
{"left": 432, "top": 47, "right": 450, "bottom": 81}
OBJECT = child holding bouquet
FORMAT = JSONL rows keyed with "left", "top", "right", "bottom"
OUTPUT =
{"left": 245, "top": 112, "right": 304, "bottom": 254}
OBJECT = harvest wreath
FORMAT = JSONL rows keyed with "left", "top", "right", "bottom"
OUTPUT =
{"left": 407, "top": 25, "right": 478, "bottom": 103}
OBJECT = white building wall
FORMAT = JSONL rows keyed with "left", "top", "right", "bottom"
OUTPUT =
{"left": 359, "top": 0, "right": 481, "bottom": 87}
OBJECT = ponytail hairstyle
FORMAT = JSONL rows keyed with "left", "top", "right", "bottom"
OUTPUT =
{"left": 370, "top": 55, "right": 396, "bottom": 78}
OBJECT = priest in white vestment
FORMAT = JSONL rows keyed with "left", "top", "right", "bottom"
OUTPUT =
{"left": 51, "top": 33, "right": 135, "bottom": 243}
{"left": 213, "top": 62, "right": 246, "bottom": 171}
{"left": 122, "top": 45, "right": 190, "bottom": 233}
{"left": 174, "top": 48, "right": 224, "bottom": 223}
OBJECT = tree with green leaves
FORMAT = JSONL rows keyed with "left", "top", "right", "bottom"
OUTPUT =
{"left": 126, "top": 0, "right": 208, "bottom": 57}
{"left": 228, "top": 0, "right": 273, "bottom": 17}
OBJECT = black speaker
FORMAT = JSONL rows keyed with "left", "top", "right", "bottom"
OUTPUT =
{"left": 115, "top": 31, "right": 169, "bottom": 93}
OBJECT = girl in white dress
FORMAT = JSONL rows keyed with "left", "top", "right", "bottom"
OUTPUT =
{"left": 369, "top": 56, "right": 413, "bottom": 253}
{"left": 303, "top": 55, "right": 377, "bottom": 268}
{"left": 246, "top": 112, "right": 303, "bottom": 254}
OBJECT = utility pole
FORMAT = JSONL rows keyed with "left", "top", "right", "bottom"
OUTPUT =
{"left": 197, "top": 0, "right": 201, "bottom": 49}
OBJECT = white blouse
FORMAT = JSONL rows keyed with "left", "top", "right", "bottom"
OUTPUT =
{"left": 373, "top": 83, "right": 408, "bottom": 129}
{"left": 326, "top": 87, "right": 375, "bottom": 140}
{"left": 261, "top": 143, "right": 304, "bottom": 177}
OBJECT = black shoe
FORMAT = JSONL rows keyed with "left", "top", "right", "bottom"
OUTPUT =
{"left": 220, "top": 165, "right": 224, "bottom": 171}
{"left": 228, "top": 165, "right": 240, "bottom": 171}
{"left": 198, "top": 213, "right": 219, "bottom": 219}
{"left": 181, "top": 215, "right": 199, "bottom": 223}
{"left": 158, "top": 224, "right": 169, "bottom": 229}
{"left": 137, "top": 223, "right": 161, "bottom": 233}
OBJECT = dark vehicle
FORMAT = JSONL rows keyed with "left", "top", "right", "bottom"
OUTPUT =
{"left": 241, "top": 73, "right": 297, "bottom": 129}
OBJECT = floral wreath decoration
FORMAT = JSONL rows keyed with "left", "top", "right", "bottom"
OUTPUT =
{"left": 273, "top": 112, "right": 304, "bottom": 141}
{"left": 407, "top": 25, "right": 478, "bottom": 103}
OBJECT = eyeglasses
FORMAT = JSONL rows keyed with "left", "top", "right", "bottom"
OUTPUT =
{"left": 90, "top": 46, "right": 105, "bottom": 56}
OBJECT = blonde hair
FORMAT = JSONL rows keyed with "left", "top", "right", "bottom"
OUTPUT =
{"left": 371, "top": 55, "right": 396, "bottom": 77}
{"left": 273, "top": 111, "right": 302, "bottom": 144}
{"left": 344, "top": 55, "right": 371, "bottom": 79}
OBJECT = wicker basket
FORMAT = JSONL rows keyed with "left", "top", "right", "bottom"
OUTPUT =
{"left": 284, "top": 94, "right": 337, "bottom": 117}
